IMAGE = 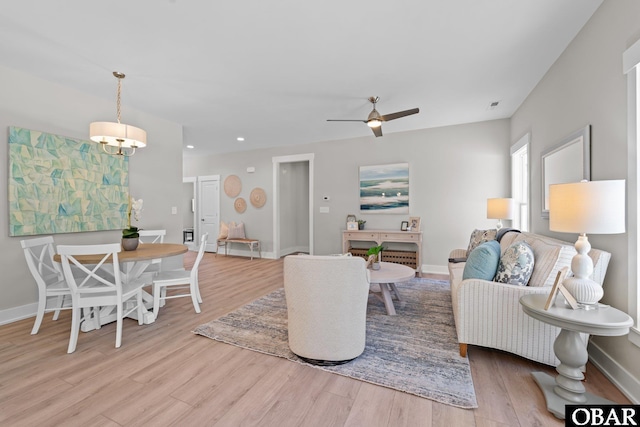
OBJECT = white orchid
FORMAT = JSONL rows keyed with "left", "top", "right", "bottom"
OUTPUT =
{"left": 131, "top": 197, "right": 143, "bottom": 222}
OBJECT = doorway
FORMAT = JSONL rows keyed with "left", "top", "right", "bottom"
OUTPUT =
{"left": 197, "top": 175, "right": 220, "bottom": 252}
{"left": 272, "top": 153, "right": 314, "bottom": 259}
{"left": 182, "top": 177, "right": 196, "bottom": 249}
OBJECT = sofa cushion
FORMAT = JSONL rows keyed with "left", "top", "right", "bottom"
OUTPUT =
{"left": 466, "top": 229, "right": 497, "bottom": 256}
{"left": 509, "top": 233, "right": 576, "bottom": 287}
{"left": 463, "top": 240, "right": 501, "bottom": 281}
{"left": 494, "top": 241, "right": 535, "bottom": 286}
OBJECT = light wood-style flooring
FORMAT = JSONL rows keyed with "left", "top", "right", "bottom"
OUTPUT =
{"left": 1, "top": 252, "right": 630, "bottom": 426}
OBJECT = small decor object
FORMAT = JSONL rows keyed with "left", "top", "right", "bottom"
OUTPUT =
{"left": 487, "top": 198, "right": 515, "bottom": 230}
{"left": 409, "top": 217, "right": 421, "bottom": 232}
{"left": 234, "top": 197, "right": 247, "bottom": 213}
{"left": 122, "top": 196, "right": 143, "bottom": 251}
{"left": 224, "top": 175, "right": 242, "bottom": 198}
{"left": 549, "top": 180, "right": 625, "bottom": 308}
{"left": 544, "top": 267, "right": 578, "bottom": 310}
{"left": 347, "top": 221, "right": 358, "bottom": 231}
{"left": 401, "top": 221, "right": 409, "bottom": 231}
{"left": 367, "top": 245, "right": 385, "bottom": 270}
{"left": 250, "top": 187, "right": 267, "bottom": 208}
{"left": 346, "top": 214, "right": 356, "bottom": 224}
{"left": 357, "top": 219, "right": 366, "bottom": 230}
{"left": 359, "top": 163, "right": 409, "bottom": 214}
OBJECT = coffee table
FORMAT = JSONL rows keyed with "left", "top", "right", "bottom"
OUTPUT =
{"left": 368, "top": 261, "right": 416, "bottom": 315}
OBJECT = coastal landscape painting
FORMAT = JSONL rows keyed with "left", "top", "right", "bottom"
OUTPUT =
{"left": 359, "top": 163, "right": 409, "bottom": 213}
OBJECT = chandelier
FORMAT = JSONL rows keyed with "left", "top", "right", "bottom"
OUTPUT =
{"left": 89, "top": 71, "right": 147, "bottom": 156}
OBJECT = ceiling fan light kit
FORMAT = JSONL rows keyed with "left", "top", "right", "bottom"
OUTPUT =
{"left": 327, "top": 96, "right": 418, "bottom": 137}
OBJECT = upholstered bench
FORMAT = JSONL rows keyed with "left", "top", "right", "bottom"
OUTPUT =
{"left": 216, "top": 238, "right": 261, "bottom": 260}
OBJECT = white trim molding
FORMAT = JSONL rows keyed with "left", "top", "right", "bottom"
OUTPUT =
{"left": 589, "top": 340, "right": 640, "bottom": 404}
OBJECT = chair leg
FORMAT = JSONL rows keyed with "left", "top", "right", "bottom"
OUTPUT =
{"left": 136, "top": 290, "right": 144, "bottom": 326}
{"left": 52, "top": 295, "right": 64, "bottom": 320}
{"left": 115, "top": 303, "right": 123, "bottom": 348}
{"left": 195, "top": 276, "right": 203, "bottom": 303}
{"left": 31, "top": 293, "right": 47, "bottom": 335}
{"left": 153, "top": 283, "right": 162, "bottom": 320}
{"left": 67, "top": 306, "right": 81, "bottom": 353}
{"left": 190, "top": 280, "right": 201, "bottom": 313}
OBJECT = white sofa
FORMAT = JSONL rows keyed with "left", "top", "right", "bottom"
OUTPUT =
{"left": 448, "top": 231, "right": 611, "bottom": 366}
{"left": 283, "top": 254, "right": 370, "bottom": 364}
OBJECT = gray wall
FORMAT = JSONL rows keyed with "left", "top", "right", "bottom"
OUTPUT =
{"left": 510, "top": 0, "right": 640, "bottom": 385}
{"left": 279, "top": 161, "right": 310, "bottom": 255}
{"left": 184, "top": 118, "right": 511, "bottom": 271}
{"left": 0, "top": 65, "right": 184, "bottom": 316}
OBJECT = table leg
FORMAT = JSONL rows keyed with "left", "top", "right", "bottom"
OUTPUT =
{"left": 380, "top": 283, "right": 396, "bottom": 315}
{"left": 532, "top": 328, "right": 615, "bottom": 419}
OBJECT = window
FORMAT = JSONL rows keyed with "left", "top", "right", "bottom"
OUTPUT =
{"left": 624, "top": 38, "right": 640, "bottom": 346}
{"left": 511, "top": 134, "right": 530, "bottom": 232}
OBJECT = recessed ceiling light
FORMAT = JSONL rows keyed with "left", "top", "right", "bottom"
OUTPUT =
{"left": 237, "top": 137, "right": 245, "bottom": 142}
{"left": 487, "top": 101, "right": 500, "bottom": 110}
{"left": 186, "top": 145, "right": 194, "bottom": 149}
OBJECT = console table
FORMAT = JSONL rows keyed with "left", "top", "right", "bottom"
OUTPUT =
{"left": 520, "top": 293, "right": 633, "bottom": 419}
{"left": 342, "top": 230, "right": 422, "bottom": 276}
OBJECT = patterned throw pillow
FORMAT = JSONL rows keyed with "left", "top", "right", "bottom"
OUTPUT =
{"left": 218, "top": 221, "right": 230, "bottom": 239}
{"left": 494, "top": 241, "right": 535, "bottom": 286}
{"left": 466, "top": 229, "right": 498, "bottom": 256}
{"left": 463, "top": 240, "right": 501, "bottom": 281}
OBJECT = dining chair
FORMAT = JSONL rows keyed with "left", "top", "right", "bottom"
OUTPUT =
{"left": 21, "top": 236, "right": 72, "bottom": 335}
{"left": 57, "top": 243, "right": 146, "bottom": 353}
{"left": 151, "top": 233, "right": 208, "bottom": 319}
{"left": 138, "top": 229, "right": 166, "bottom": 274}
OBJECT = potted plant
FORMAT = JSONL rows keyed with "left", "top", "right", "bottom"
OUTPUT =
{"left": 367, "top": 244, "right": 384, "bottom": 270}
{"left": 357, "top": 219, "right": 366, "bottom": 230}
{"left": 122, "top": 196, "right": 143, "bottom": 251}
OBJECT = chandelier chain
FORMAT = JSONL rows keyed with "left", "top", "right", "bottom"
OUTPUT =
{"left": 116, "top": 77, "right": 122, "bottom": 124}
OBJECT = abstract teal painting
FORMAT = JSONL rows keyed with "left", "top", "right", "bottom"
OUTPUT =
{"left": 359, "top": 163, "right": 409, "bottom": 213}
{"left": 8, "top": 126, "right": 129, "bottom": 236}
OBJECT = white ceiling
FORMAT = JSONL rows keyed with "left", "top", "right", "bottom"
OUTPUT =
{"left": 0, "top": 0, "right": 602, "bottom": 157}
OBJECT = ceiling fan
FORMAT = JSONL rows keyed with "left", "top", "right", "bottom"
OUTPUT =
{"left": 327, "top": 96, "right": 419, "bottom": 137}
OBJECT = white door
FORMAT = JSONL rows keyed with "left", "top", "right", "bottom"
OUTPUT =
{"left": 198, "top": 175, "right": 220, "bottom": 252}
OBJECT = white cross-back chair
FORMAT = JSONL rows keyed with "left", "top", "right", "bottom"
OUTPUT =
{"left": 151, "top": 233, "right": 208, "bottom": 319}
{"left": 57, "top": 243, "right": 146, "bottom": 353}
{"left": 21, "top": 236, "right": 72, "bottom": 335}
{"left": 138, "top": 229, "right": 166, "bottom": 274}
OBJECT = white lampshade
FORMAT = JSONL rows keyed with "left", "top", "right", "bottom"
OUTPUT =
{"left": 487, "top": 198, "right": 515, "bottom": 220}
{"left": 549, "top": 180, "right": 625, "bottom": 234}
{"left": 90, "top": 121, "right": 147, "bottom": 148}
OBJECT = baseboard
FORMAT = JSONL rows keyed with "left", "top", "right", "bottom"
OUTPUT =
{"left": 589, "top": 340, "right": 640, "bottom": 404}
{"left": 0, "top": 302, "right": 36, "bottom": 326}
{"left": 423, "top": 264, "right": 448, "bottom": 275}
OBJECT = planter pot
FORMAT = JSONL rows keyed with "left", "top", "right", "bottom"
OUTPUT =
{"left": 121, "top": 237, "right": 139, "bottom": 251}
{"left": 358, "top": 224, "right": 365, "bottom": 230}
{"left": 372, "top": 262, "right": 381, "bottom": 270}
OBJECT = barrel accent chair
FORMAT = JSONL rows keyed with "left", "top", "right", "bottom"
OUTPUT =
{"left": 283, "top": 254, "right": 370, "bottom": 365}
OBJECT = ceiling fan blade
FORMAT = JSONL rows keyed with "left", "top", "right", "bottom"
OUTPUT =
{"left": 371, "top": 126, "right": 383, "bottom": 137}
{"left": 380, "top": 108, "right": 419, "bottom": 122}
{"left": 327, "top": 119, "right": 367, "bottom": 123}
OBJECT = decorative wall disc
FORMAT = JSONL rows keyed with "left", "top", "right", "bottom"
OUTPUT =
{"left": 250, "top": 187, "right": 267, "bottom": 208}
{"left": 224, "top": 175, "right": 242, "bottom": 198}
{"left": 234, "top": 197, "right": 247, "bottom": 213}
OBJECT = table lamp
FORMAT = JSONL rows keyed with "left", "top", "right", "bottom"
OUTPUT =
{"left": 487, "top": 198, "right": 515, "bottom": 230}
{"left": 549, "top": 180, "right": 625, "bottom": 308}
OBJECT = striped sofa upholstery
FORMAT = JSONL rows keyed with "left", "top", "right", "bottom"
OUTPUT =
{"left": 448, "top": 231, "right": 611, "bottom": 366}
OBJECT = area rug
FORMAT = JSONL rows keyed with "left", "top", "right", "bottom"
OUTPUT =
{"left": 193, "top": 278, "right": 477, "bottom": 409}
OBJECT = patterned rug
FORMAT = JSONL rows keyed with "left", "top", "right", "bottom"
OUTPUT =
{"left": 193, "top": 278, "right": 477, "bottom": 409}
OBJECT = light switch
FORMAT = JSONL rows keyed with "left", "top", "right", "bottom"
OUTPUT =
{"left": 319, "top": 206, "right": 330, "bottom": 213}
{"left": 171, "top": 206, "right": 177, "bottom": 215}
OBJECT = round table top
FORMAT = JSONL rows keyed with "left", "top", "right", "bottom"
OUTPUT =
{"left": 520, "top": 293, "right": 633, "bottom": 336}
{"left": 369, "top": 261, "right": 416, "bottom": 284}
{"left": 54, "top": 243, "right": 188, "bottom": 264}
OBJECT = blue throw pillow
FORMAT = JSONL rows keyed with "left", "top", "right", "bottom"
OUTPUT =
{"left": 462, "top": 240, "right": 501, "bottom": 281}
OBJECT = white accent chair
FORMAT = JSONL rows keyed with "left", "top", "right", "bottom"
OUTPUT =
{"left": 138, "top": 229, "right": 166, "bottom": 274}
{"left": 21, "top": 236, "right": 71, "bottom": 335}
{"left": 57, "top": 243, "right": 146, "bottom": 353}
{"left": 151, "top": 233, "right": 208, "bottom": 319}
{"left": 283, "top": 254, "right": 370, "bottom": 364}
{"left": 448, "top": 231, "right": 611, "bottom": 366}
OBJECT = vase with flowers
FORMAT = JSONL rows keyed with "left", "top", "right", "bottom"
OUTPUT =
{"left": 122, "top": 196, "right": 143, "bottom": 251}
